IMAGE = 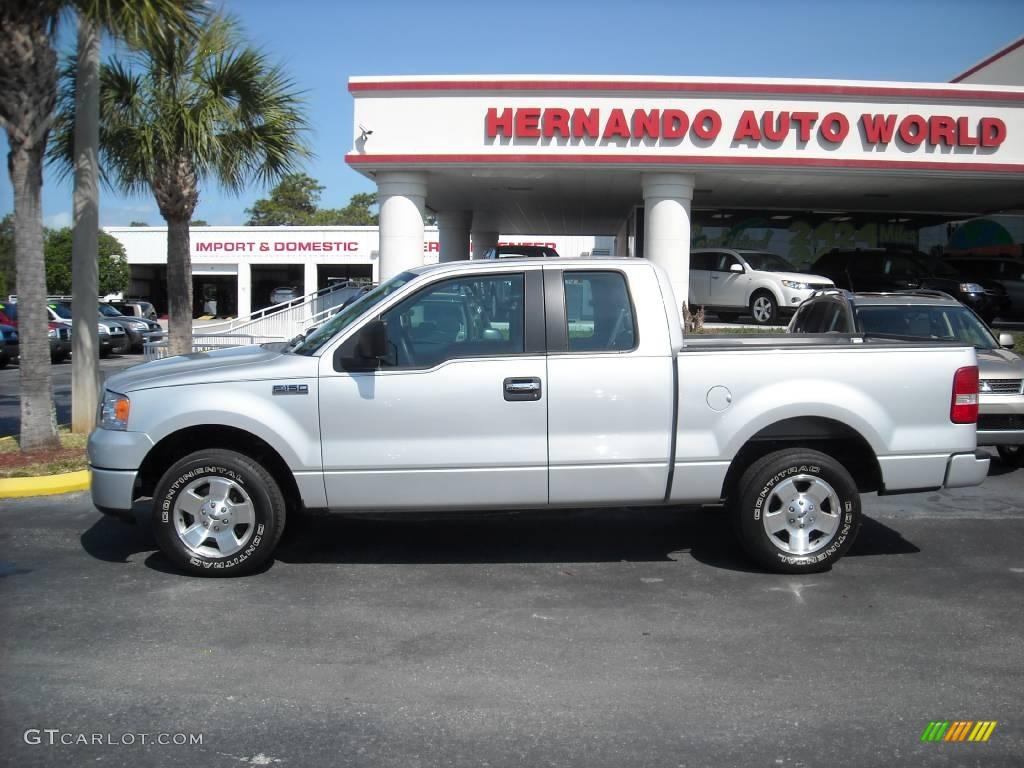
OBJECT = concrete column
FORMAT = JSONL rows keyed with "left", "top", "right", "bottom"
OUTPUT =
{"left": 437, "top": 210, "right": 472, "bottom": 262}
{"left": 642, "top": 172, "right": 694, "bottom": 323}
{"left": 377, "top": 171, "right": 427, "bottom": 281}
{"left": 470, "top": 212, "right": 500, "bottom": 260}
{"left": 303, "top": 259, "right": 318, "bottom": 296}
{"left": 236, "top": 261, "right": 251, "bottom": 318}
{"left": 614, "top": 219, "right": 630, "bottom": 257}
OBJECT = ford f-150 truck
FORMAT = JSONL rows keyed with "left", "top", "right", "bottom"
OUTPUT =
{"left": 88, "top": 259, "right": 989, "bottom": 576}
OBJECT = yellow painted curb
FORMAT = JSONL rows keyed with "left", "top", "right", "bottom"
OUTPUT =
{"left": 0, "top": 470, "right": 91, "bottom": 499}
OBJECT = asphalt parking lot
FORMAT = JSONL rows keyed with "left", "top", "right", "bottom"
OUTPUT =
{"left": 0, "top": 356, "right": 139, "bottom": 437}
{"left": 1, "top": 455, "right": 1022, "bottom": 768}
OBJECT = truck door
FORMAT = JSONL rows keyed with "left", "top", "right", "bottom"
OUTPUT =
{"left": 688, "top": 251, "right": 713, "bottom": 306}
{"left": 545, "top": 266, "right": 675, "bottom": 505}
{"left": 317, "top": 268, "right": 548, "bottom": 509}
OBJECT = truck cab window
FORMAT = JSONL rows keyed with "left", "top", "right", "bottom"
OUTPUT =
{"left": 379, "top": 273, "right": 525, "bottom": 368}
{"left": 563, "top": 271, "right": 636, "bottom": 352}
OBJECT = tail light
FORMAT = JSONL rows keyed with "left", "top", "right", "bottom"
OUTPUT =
{"left": 951, "top": 366, "right": 979, "bottom": 424}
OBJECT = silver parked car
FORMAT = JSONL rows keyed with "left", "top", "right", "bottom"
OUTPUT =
{"left": 789, "top": 289, "right": 1024, "bottom": 466}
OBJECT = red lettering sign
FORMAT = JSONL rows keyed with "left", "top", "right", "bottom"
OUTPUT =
{"left": 482, "top": 107, "right": 1007, "bottom": 153}
{"left": 861, "top": 114, "right": 897, "bottom": 144}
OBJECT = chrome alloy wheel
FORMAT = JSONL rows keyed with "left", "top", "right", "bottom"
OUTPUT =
{"left": 751, "top": 295, "right": 774, "bottom": 323}
{"left": 761, "top": 474, "right": 842, "bottom": 556}
{"left": 173, "top": 477, "right": 256, "bottom": 558}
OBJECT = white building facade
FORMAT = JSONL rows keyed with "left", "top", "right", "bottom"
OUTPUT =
{"left": 108, "top": 225, "right": 604, "bottom": 317}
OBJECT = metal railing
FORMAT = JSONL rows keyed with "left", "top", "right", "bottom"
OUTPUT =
{"left": 197, "top": 282, "right": 360, "bottom": 341}
{"left": 142, "top": 330, "right": 284, "bottom": 361}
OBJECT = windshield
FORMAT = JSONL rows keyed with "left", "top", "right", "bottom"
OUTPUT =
{"left": 290, "top": 271, "right": 417, "bottom": 355}
{"left": 98, "top": 304, "right": 120, "bottom": 317}
{"left": 49, "top": 303, "right": 72, "bottom": 319}
{"left": 741, "top": 252, "right": 798, "bottom": 272}
{"left": 855, "top": 304, "right": 998, "bottom": 349}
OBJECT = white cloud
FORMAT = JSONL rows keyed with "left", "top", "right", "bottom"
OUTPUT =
{"left": 44, "top": 211, "right": 73, "bottom": 229}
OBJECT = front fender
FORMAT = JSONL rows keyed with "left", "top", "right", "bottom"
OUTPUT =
{"left": 129, "top": 379, "right": 322, "bottom": 471}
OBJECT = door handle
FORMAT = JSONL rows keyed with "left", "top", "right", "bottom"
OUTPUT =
{"left": 711, "top": 275, "right": 720, "bottom": 280}
{"left": 503, "top": 377, "right": 542, "bottom": 402}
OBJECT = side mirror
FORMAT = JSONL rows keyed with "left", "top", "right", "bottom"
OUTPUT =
{"left": 998, "top": 332, "right": 1014, "bottom": 349}
{"left": 335, "top": 319, "right": 388, "bottom": 371}
{"left": 729, "top": 263, "right": 744, "bottom": 273}
{"left": 357, "top": 319, "right": 388, "bottom": 359}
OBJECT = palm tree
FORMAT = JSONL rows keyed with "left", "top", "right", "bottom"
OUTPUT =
{"left": 0, "top": 0, "right": 197, "bottom": 451}
{"left": 52, "top": 12, "right": 311, "bottom": 356}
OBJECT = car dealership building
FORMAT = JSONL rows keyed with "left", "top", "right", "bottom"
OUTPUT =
{"left": 112, "top": 37, "right": 1024, "bottom": 318}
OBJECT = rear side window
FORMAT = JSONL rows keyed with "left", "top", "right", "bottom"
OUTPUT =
{"left": 563, "top": 271, "right": 636, "bottom": 352}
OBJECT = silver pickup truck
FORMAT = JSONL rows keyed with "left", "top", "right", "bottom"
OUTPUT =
{"left": 89, "top": 259, "right": 989, "bottom": 576}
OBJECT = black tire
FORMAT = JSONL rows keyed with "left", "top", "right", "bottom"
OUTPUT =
{"left": 51, "top": 353, "right": 68, "bottom": 364}
{"left": 731, "top": 448, "right": 862, "bottom": 573}
{"left": 152, "top": 449, "right": 287, "bottom": 577}
{"left": 997, "top": 445, "right": 1023, "bottom": 468}
{"left": 0, "top": 355, "right": 8, "bottom": 369}
{"left": 749, "top": 291, "right": 779, "bottom": 325}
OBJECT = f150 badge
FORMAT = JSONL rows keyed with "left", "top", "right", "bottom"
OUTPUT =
{"left": 272, "top": 384, "right": 309, "bottom": 395}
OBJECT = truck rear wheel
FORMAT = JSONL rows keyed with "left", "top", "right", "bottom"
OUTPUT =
{"left": 731, "top": 448, "right": 861, "bottom": 573}
{"left": 151, "top": 449, "right": 286, "bottom": 577}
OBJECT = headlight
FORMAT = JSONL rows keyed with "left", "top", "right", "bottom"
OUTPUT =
{"left": 48, "top": 328, "right": 57, "bottom": 338}
{"left": 959, "top": 283, "right": 984, "bottom": 294}
{"left": 128, "top": 320, "right": 147, "bottom": 329}
{"left": 782, "top": 280, "right": 811, "bottom": 290}
{"left": 99, "top": 390, "right": 130, "bottom": 430}
{"left": 98, "top": 324, "right": 109, "bottom": 335}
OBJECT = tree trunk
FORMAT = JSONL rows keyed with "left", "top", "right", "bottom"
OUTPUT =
{"left": 166, "top": 216, "right": 193, "bottom": 356}
{"left": 8, "top": 141, "right": 58, "bottom": 451}
{"left": 71, "top": 16, "right": 101, "bottom": 434}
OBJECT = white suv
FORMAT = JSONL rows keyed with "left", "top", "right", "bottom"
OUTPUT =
{"left": 689, "top": 248, "right": 834, "bottom": 325}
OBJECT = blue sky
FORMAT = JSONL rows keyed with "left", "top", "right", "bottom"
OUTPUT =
{"left": 1, "top": 0, "right": 1022, "bottom": 228}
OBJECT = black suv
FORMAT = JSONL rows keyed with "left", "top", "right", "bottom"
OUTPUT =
{"left": 944, "top": 256, "right": 1024, "bottom": 319}
{"left": 808, "top": 248, "right": 1006, "bottom": 323}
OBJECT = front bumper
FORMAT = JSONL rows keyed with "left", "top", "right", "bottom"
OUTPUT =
{"left": 977, "top": 399, "right": 1024, "bottom": 447}
{"left": 108, "top": 333, "right": 129, "bottom": 354}
{"left": 780, "top": 286, "right": 822, "bottom": 312}
{"left": 90, "top": 466, "right": 139, "bottom": 516}
{"left": 49, "top": 338, "right": 70, "bottom": 357}
{"left": 959, "top": 291, "right": 1003, "bottom": 319}
{"left": 87, "top": 429, "right": 154, "bottom": 514}
{"left": 944, "top": 451, "right": 991, "bottom": 489}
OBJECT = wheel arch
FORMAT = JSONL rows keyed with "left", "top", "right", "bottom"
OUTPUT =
{"left": 721, "top": 416, "right": 882, "bottom": 500}
{"left": 748, "top": 281, "right": 783, "bottom": 306}
{"left": 138, "top": 425, "right": 303, "bottom": 513}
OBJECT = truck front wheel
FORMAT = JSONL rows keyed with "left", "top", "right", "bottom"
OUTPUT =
{"left": 152, "top": 449, "right": 287, "bottom": 577}
{"left": 731, "top": 448, "right": 861, "bottom": 573}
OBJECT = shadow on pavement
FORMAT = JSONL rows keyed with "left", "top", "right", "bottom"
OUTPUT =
{"left": 79, "top": 507, "right": 154, "bottom": 564}
{"left": 79, "top": 503, "right": 920, "bottom": 574}
{"left": 986, "top": 455, "right": 1022, "bottom": 477}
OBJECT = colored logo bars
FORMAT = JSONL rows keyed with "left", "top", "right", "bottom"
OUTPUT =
{"left": 921, "top": 721, "right": 997, "bottom": 742}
